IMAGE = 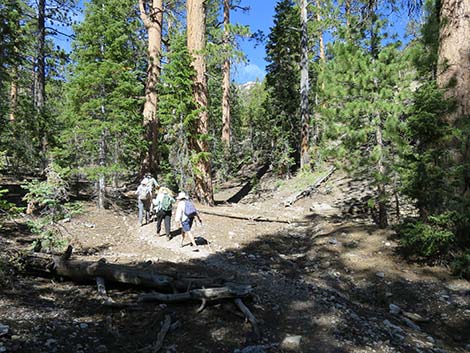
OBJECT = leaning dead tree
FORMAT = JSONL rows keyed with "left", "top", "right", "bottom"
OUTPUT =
{"left": 198, "top": 208, "right": 293, "bottom": 224}
{"left": 283, "top": 166, "right": 336, "bottom": 207}
{"left": 20, "top": 246, "right": 260, "bottom": 337}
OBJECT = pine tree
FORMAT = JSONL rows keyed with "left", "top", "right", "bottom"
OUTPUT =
{"left": 265, "top": 0, "right": 301, "bottom": 175}
{"left": 399, "top": 0, "right": 468, "bottom": 259}
{"left": 1, "top": 0, "right": 70, "bottom": 173}
{"left": 204, "top": 0, "right": 250, "bottom": 180}
{"left": 319, "top": 16, "right": 413, "bottom": 228}
{"left": 57, "top": 0, "right": 144, "bottom": 207}
{"left": 237, "top": 81, "right": 269, "bottom": 160}
{"left": 158, "top": 31, "right": 198, "bottom": 191}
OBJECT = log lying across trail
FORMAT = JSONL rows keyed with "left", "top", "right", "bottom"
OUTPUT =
{"left": 20, "top": 246, "right": 261, "bottom": 337}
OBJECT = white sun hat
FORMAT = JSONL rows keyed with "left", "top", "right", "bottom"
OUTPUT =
{"left": 176, "top": 192, "right": 188, "bottom": 200}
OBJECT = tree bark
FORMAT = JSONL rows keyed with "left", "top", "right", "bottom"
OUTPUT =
{"left": 221, "top": 0, "right": 231, "bottom": 148}
{"left": 187, "top": 0, "right": 214, "bottom": 205}
{"left": 344, "top": 0, "right": 351, "bottom": 33}
{"left": 437, "top": 0, "right": 470, "bottom": 194}
{"left": 300, "top": 0, "right": 310, "bottom": 169}
{"left": 98, "top": 129, "right": 107, "bottom": 209}
{"left": 139, "top": 0, "right": 164, "bottom": 176}
{"left": 22, "top": 248, "right": 227, "bottom": 291}
{"left": 139, "top": 284, "right": 254, "bottom": 302}
{"left": 437, "top": 0, "right": 470, "bottom": 120}
{"left": 36, "top": 0, "right": 48, "bottom": 170}
{"left": 313, "top": 0, "right": 325, "bottom": 150}
{"left": 9, "top": 68, "right": 18, "bottom": 123}
{"left": 317, "top": 1, "right": 325, "bottom": 62}
{"left": 375, "top": 121, "right": 388, "bottom": 228}
{"left": 35, "top": 0, "right": 46, "bottom": 113}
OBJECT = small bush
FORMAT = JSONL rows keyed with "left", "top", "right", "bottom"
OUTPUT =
{"left": 0, "top": 258, "right": 6, "bottom": 286}
{"left": 0, "top": 188, "right": 22, "bottom": 229}
{"left": 397, "top": 212, "right": 457, "bottom": 258}
{"left": 22, "top": 165, "right": 72, "bottom": 252}
{"left": 451, "top": 253, "right": 470, "bottom": 279}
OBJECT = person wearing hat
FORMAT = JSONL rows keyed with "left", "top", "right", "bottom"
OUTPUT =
{"left": 142, "top": 173, "right": 159, "bottom": 193}
{"left": 153, "top": 186, "right": 175, "bottom": 240}
{"left": 174, "top": 192, "right": 202, "bottom": 251}
{"left": 135, "top": 179, "right": 151, "bottom": 226}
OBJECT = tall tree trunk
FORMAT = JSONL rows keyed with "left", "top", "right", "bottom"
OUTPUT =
{"left": 221, "top": 0, "right": 231, "bottom": 148}
{"left": 376, "top": 119, "right": 388, "bottom": 228}
{"left": 313, "top": 1, "right": 325, "bottom": 150}
{"left": 98, "top": 129, "right": 107, "bottom": 209}
{"left": 437, "top": 0, "right": 470, "bottom": 194}
{"left": 344, "top": 0, "right": 351, "bottom": 30}
{"left": 36, "top": 0, "right": 48, "bottom": 169}
{"left": 317, "top": 2, "right": 325, "bottom": 62}
{"left": 139, "top": 0, "right": 163, "bottom": 176}
{"left": 368, "top": 0, "right": 378, "bottom": 57}
{"left": 187, "top": 0, "right": 214, "bottom": 205}
{"left": 9, "top": 68, "right": 18, "bottom": 123}
{"left": 299, "top": 0, "right": 309, "bottom": 169}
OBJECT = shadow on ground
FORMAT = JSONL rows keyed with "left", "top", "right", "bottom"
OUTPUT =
{"left": 0, "top": 211, "right": 468, "bottom": 353}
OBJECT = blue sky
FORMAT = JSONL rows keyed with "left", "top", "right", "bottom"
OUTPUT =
{"left": 54, "top": 0, "right": 275, "bottom": 83}
{"left": 231, "top": 0, "right": 278, "bottom": 83}
{"left": 53, "top": 0, "right": 410, "bottom": 84}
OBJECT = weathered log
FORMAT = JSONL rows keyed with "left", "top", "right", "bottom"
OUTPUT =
{"left": 283, "top": 166, "right": 336, "bottom": 207}
{"left": 139, "top": 283, "right": 254, "bottom": 303}
{"left": 21, "top": 246, "right": 226, "bottom": 291}
{"left": 198, "top": 209, "right": 292, "bottom": 224}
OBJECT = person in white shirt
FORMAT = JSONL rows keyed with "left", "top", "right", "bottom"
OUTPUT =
{"left": 142, "top": 173, "right": 159, "bottom": 193}
{"left": 174, "top": 192, "right": 202, "bottom": 251}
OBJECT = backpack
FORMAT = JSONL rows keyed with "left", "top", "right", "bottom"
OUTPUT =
{"left": 184, "top": 200, "right": 198, "bottom": 218}
{"left": 160, "top": 194, "right": 173, "bottom": 212}
{"left": 138, "top": 185, "right": 151, "bottom": 200}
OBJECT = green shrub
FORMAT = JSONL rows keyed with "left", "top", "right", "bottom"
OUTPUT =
{"left": 0, "top": 258, "right": 5, "bottom": 286}
{"left": 451, "top": 253, "right": 470, "bottom": 279}
{"left": 22, "top": 165, "right": 72, "bottom": 252}
{"left": 397, "top": 212, "right": 457, "bottom": 258}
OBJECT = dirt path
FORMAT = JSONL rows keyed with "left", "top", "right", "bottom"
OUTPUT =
{"left": 1, "top": 173, "right": 469, "bottom": 353}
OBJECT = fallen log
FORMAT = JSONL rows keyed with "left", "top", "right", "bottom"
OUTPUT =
{"left": 198, "top": 209, "right": 293, "bottom": 224}
{"left": 21, "top": 246, "right": 226, "bottom": 291}
{"left": 139, "top": 283, "right": 254, "bottom": 303}
{"left": 283, "top": 166, "right": 336, "bottom": 207}
{"left": 20, "top": 246, "right": 261, "bottom": 341}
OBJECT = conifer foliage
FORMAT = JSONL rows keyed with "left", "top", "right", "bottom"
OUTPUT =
{"left": 56, "top": 0, "right": 144, "bottom": 207}
{"left": 264, "top": 0, "right": 301, "bottom": 175}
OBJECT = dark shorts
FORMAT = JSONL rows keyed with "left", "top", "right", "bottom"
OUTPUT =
{"left": 181, "top": 217, "right": 194, "bottom": 232}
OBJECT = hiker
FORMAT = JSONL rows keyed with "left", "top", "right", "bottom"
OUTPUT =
{"left": 135, "top": 179, "right": 152, "bottom": 226}
{"left": 142, "top": 173, "right": 159, "bottom": 194}
{"left": 174, "top": 192, "right": 202, "bottom": 251}
{"left": 140, "top": 173, "right": 159, "bottom": 220}
{"left": 153, "top": 186, "right": 175, "bottom": 240}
